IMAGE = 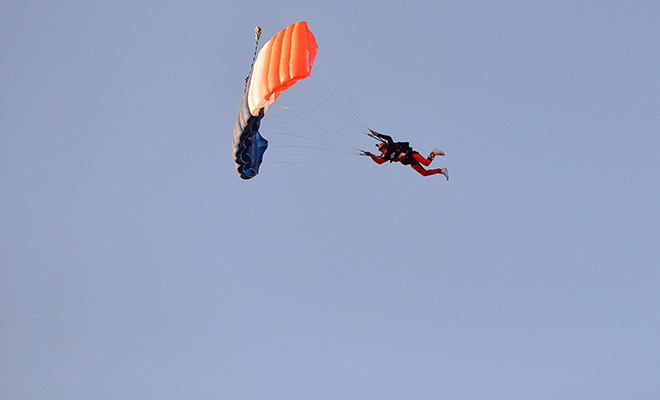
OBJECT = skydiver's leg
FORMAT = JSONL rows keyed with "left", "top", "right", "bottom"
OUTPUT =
{"left": 413, "top": 152, "right": 432, "bottom": 166}
{"left": 411, "top": 164, "right": 443, "bottom": 176}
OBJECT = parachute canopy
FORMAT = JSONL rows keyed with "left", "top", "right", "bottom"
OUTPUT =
{"left": 233, "top": 21, "right": 318, "bottom": 179}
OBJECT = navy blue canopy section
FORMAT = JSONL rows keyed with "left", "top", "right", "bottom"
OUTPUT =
{"left": 232, "top": 77, "right": 268, "bottom": 180}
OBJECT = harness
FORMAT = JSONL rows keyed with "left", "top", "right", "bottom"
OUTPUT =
{"left": 384, "top": 142, "right": 418, "bottom": 165}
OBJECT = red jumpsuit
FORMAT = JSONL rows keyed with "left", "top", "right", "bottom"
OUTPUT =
{"left": 369, "top": 151, "right": 444, "bottom": 176}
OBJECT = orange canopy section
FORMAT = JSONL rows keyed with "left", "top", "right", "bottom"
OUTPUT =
{"left": 260, "top": 21, "right": 318, "bottom": 101}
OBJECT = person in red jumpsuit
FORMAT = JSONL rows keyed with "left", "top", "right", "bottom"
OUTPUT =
{"left": 363, "top": 131, "right": 449, "bottom": 180}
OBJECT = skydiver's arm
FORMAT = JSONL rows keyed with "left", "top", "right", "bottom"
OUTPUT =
{"left": 371, "top": 131, "right": 395, "bottom": 146}
{"left": 380, "top": 133, "right": 395, "bottom": 146}
{"left": 369, "top": 154, "right": 388, "bottom": 164}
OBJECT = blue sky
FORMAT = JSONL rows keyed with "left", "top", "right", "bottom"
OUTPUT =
{"left": 2, "top": 1, "right": 659, "bottom": 399}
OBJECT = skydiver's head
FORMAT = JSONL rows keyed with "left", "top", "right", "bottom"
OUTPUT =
{"left": 377, "top": 142, "right": 388, "bottom": 153}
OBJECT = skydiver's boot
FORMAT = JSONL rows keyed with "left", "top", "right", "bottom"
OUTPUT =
{"left": 429, "top": 149, "right": 445, "bottom": 160}
{"left": 440, "top": 167, "right": 449, "bottom": 180}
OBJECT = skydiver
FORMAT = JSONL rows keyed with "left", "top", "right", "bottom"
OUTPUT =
{"left": 363, "top": 131, "right": 449, "bottom": 180}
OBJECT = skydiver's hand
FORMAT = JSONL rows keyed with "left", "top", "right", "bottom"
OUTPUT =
{"left": 363, "top": 151, "right": 373, "bottom": 157}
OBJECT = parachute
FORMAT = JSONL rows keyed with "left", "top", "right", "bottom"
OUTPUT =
{"left": 233, "top": 21, "right": 318, "bottom": 179}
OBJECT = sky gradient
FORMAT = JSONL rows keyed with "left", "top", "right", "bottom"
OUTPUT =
{"left": 2, "top": 1, "right": 659, "bottom": 399}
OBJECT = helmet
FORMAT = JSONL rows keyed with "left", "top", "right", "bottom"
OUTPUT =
{"left": 377, "top": 142, "right": 387, "bottom": 152}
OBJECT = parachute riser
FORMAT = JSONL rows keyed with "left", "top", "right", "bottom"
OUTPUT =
{"left": 368, "top": 129, "right": 386, "bottom": 143}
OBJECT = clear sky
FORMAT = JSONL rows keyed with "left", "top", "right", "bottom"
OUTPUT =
{"left": 2, "top": 1, "right": 659, "bottom": 399}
